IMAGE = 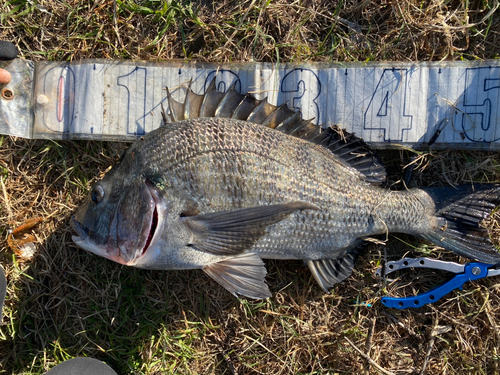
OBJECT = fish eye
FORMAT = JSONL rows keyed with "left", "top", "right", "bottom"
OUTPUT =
{"left": 91, "top": 185, "right": 105, "bottom": 204}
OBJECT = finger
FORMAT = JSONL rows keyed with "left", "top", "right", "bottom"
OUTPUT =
{"left": 0, "top": 68, "right": 11, "bottom": 84}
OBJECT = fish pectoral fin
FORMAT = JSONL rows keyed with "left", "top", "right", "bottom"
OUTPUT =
{"left": 202, "top": 253, "right": 272, "bottom": 299}
{"left": 184, "top": 201, "right": 319, "bottom": 256}
{"left": 307, "top": 253, "right": 356, "bottom": 292}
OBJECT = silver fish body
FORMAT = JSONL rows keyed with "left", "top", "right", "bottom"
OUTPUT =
{"left": 72, "top": 80, "right": 500, "bottom": 299}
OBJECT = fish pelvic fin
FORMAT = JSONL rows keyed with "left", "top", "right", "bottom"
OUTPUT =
{"left": 307, "top": 253, "right": 356, "bottom": 291}
{"left": 202, "top": 253, "right": 272, "bottom": 299}
{"left": 421, "top": 184, "right": 500, "bottom": 264}
{"left": 183, "top": 201, "right": 319, "bottom": 256}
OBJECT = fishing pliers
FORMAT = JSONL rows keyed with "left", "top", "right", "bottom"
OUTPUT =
{"left": 375, "top": 257, "right": 500, "bottom": 309}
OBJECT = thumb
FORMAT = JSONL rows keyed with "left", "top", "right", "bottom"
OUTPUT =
{"left": 0, "top": 68, "right": 11, "bottom": 84}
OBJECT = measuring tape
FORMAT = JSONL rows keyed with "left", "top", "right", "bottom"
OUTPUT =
{"left": 1, "top": 58, "right": 500, "bottom": 149}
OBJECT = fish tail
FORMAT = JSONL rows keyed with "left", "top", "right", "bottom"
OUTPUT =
{"left": 420, "top": 184, "right": 500, "bottom": 264}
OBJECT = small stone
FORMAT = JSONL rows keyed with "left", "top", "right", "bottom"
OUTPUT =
{"left": 0, "top": 41, "right": 19, "bottom": 60}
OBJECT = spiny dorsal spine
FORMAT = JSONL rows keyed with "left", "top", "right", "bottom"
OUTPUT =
{"left": 163, "top": 76, "right": 386, "bottom": 185}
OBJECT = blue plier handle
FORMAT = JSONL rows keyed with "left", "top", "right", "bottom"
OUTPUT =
{"left": 375, "top": 257, "right": 500, "bottom": 309}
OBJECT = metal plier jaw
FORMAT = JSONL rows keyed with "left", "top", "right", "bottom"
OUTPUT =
{"left": 375, "top": 257, "right": 500, "bottom": 309}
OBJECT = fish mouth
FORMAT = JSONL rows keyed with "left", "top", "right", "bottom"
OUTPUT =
{"left": 71, "top": 216, "right": 118, "bottom": 261}
{"left": 142, "top": 201, "right": 158, "bottom": 255}
{"left": 71, "top": 216, "right": 90, "bottom": 241}
{"left": 134, "top": 181, "right": 164, "bottom": 261}
{"left": 72, "top": 220, "right": 118, "bottom": 261}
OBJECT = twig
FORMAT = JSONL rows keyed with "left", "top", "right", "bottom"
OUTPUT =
{"left": 365, "top": 317, "right": 376, "bottom": 353}
{"left": 113, "top": 0, "right": 123, "bottom": 48}
{"left": 0, "top": 176, "right": 12, "bottom": 220}
{"left": 434, "top": 0, "right": 499, "bottom": 31}
{"left": 222, "top": 0, "right": 257, "bottom": 50}
{"left": 363, "top": 317, "right": 377, "bottom": 375}
{"left": 344, "top": 337, "right": 395, "bottom": 375}
{"left": 420, "top": 315, "right": 438, "bottom": 375}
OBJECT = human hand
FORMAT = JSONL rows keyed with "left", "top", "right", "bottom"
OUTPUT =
{"left": 0, "top": 69, "right": 11, "bottom": 84}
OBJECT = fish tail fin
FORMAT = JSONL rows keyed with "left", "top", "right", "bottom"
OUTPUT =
{"left": 420, "top": 184, "right": 500, "bottom": 264}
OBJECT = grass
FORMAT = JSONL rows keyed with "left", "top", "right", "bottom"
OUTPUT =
{"left": 1, "top": 0, "right": 500, "bottom": 374}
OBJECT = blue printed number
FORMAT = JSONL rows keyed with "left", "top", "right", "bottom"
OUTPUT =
{"left": 117, "top": 67, "right": 147, "bottom": 136}
{"left": 40, "top": 65, "right": 75, "bottom": 134}
{"left": 204, "top": 70, "right": 241, "bottom": 93}
{"left": 460, "top": 67, "right": 500, "bottom": 143}
{"left": 279, "top": 69, "right": 321, "bottom": 125}
{"left": 364, "top": 69, "right": 413, "bottom": 142}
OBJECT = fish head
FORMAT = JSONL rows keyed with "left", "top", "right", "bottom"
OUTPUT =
{"left": 71, "top": 164, "right": 168, "bottom": 266}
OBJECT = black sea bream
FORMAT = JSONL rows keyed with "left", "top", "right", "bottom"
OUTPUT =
{"left": 72, "top": 78, "right": 500, "bottom": 299}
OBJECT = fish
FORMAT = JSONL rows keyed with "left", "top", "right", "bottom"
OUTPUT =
{"left": 71, "top": 77, "right": 500, "bottom": 299}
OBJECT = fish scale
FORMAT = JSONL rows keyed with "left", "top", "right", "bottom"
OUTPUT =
{"left": 72, "top": 78, "right": 500, "bottom": 299}
{"left": 124, "top": 118, "right": 433, "bottom": 258}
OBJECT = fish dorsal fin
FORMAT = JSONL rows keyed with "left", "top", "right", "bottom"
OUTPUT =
{"left": 203, "top": 253, "right": 272, "bottom": 299}
{"left": 306, "top": 252, "right": 357, "bottom": 292}
{"left": 305, "top": 125, "right": 386, "bottom": 185}
{"left": 165, "top": 77, "right": 386, "bottom": 185}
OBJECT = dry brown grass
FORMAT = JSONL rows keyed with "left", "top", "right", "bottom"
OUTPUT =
{"left": 4, "top": 0, "right": 500, "bottom": 63}
{"left": 2, "top": 0, "right": 500, "bottom": 374}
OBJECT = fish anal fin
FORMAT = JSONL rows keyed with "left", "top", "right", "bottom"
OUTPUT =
{"left": 203, "top": 253, "right": 271, "bottom": 299}
{"left": 307, "top": 253, "right": 356, "bottom": 292}
{"left": 184, "top": 201, "right": 319, "bottom": 256}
